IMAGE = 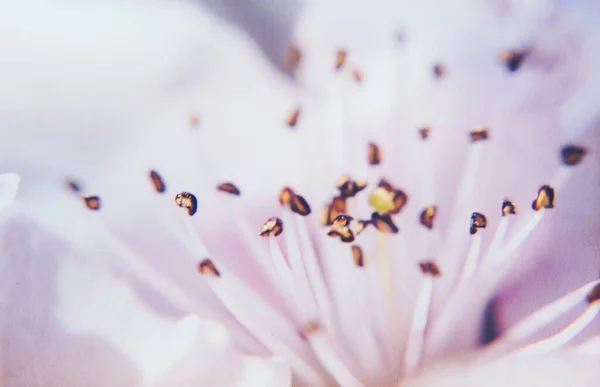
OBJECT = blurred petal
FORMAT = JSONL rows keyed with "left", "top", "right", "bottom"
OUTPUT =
{"left": 404, "top": 351, "right": 600, "bottom": 387}
{"left": 0, "top": 173, "right": 19, "bottom": 211}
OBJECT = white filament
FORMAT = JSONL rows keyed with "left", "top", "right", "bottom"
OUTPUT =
{"left": 404, "top": 275, "right": 434, "bottom": 375}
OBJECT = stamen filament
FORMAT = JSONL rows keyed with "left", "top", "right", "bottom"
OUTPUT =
{"left": 461, "top": 232, "right": 483, "bottom": 280}
{"left": 404, "top": 275, "right": 434, "bottom": 375}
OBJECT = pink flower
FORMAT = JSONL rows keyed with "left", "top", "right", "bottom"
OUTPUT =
{"left": 0, "top": 1, "right": 599, "bottom": 386}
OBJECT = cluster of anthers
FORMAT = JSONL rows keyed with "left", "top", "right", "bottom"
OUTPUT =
{"left": 71, "top": 49, "right": 598, "bottom": 386}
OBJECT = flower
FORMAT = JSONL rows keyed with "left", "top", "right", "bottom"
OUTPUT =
{"left": 1, "top": 0, "right": 600, "bottom": 386}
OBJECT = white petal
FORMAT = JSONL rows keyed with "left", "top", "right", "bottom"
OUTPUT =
{"left": 404, "top": 351, "right": 600, "bottom": 387}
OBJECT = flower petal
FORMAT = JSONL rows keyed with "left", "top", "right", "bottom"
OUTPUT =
{"left": 404, "top": 351, "right": 600, "bottom": 387}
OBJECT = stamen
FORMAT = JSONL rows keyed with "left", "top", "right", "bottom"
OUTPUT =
{"left": 531, "top": 185, "right": 555, "bottom": 211}
{"left": 469, "top": 212, "right": 487, "bottom": 235}
{"left": 302, "top": 322, "right": 365, "bottom": 387}
{"left": 419, "top": 206, "right": 437, "bottom": 230}
{"left": 217, "top": 182, "right": 241, "bottom": 196}
{"left": 149, "top": 170, "right": 166, "bottom": 193}
{"left": 259, "top": 217, "right": 284, "bottom": 237}
{"left": 82, "top": 195, "right": 101, "bottom": 211}
{"left": 515, "top": 302, "right": 600, "bottom": 357}
{"left": 327, "top": 214, "right": 355, "bottom": 243}
{"left": 419, "top": 127, "right": 430, "bottom": 140}
{"left": 290, "top": 194, "right": 312, "bottom": 216}
{"left": 500, "top": 50, "right": 529, "bottom": 73}
{"left": 432, "top": 63, "right": 445, "bottom": 79}
{"left": 371, "top": 212, "right": 399, "bottom": 234}
{"left": 335, "top": 49, "right": 347, "bottom": 71}
{"left": 461, "top": 232, "right": 483, "bottom": 279}
{"left": 354, "top": 220, "right": 371, "bottom": 235}
{"left": 174, "top": 192, "right": 198, "bottom": 216}
{"left": 502, "top": 199, "right": 517, "bottom": 216}
{"left": 284, "top": 44, "right": 302, "bottom": 71}
{"left": 368, "top": 143, "right": 382, "bottom": 166}
{"left": 587, "top": 283, "right": 600, "bottom": 304}
{"left": 337, "top": 176, "right": 367, "bottom": 198}
{"left": 321, "top": 196, "right": 347, "bottom": 226}
{"left": 188, "top": 113, "right": 199, "bottom": 128}
{"left": 66, "top": 180, "right": 81, "bottom": 193}
{"left": 405, "top": 262, "right": 438, "bottom": 374}
{"left": 560, "top": 145, "right": 587, "bottom": 166}
{"left": 287, "top": 107, "right": 301, "bottom": 128}
{"left": 279, "top": 187, "right": 295, "bottom": 206}
{"left": 469, "top": 126, "right": 489, "bottom": 142}
{"left": 352, "top": 70, "right": 363, "bottom": 83}
{"left": 351, "top": 245, "right": 365, "bottom": 267}
{"left": 198, "top": 258, "right": 220, "bottom": 277}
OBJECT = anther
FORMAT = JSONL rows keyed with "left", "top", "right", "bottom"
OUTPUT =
{"left": 67, "top": 180, "right": 81, "bottom": 193}
{"left": 351, "top": 245, "right": 365, "bottom": 267}
{"left": 327, "top": 215, "right": 355, "bottom": 243}
{"left": 189, "top": 113, "right": 199, "bottom": 128}
{"left": 500, "top": 50, "right": 528, "bottom": 73}
{"left": 83, "top": 195, "right": 101, "bottom": 211}
{"left": 433, "top": 63, "right": 445, "bottom": 79}
{"left": 368, "top": 142, "right": 382, "bottom": 165}
{"left": 321, "top": 196, "right": 347, "bottom": 226}
{"left": 290, "top": 194, "right": 311, "bottom": 216}
{"left": 420, "top": 206, "right": 437, "bottom": 230}
{"left": 302, "top": 321, "right": 320, "bottom": 337}
{"left": 561, "top": 145, "right": 587, "bottom": 166}
{"left": 284, "top": 44, "right": 302, "bottom": 71}
{"left": 335, "top": 49, "right": 347, "bottom": 71}
{"left": 175, "top": 192, "right": 198, "bottom": 216}
{"left": 217, "top": 182, "right": 241, "bottom": 196}
{"left": 198, "top": 258, "right": 220, "bottom": 278}
{"left": 279, "top": 187, "right": 295, "bottom": 206}
{"left": 469, "top": 127, "right": 489, "bottom": 142}
{"left": 531, "top": 185, "right": 555, "bottom": 211}
{"left": 259, "top": 217, "right": 284, "bottom": 237}
{"left": 149, "top": 170, "right": 166, "bottom": 193}
{"left": 469, "top": 212, "right": 487, "bottom": 235}
{"left": 419, "top": 127, "right": 430, "bottom": 140}
{"left": 587, "top": 283, "right": 600, "bottom": 304}
{"left": 352, "top": 70, "right": 363, "bottom": 83}
{"left": 354, "top": 219, "right": 371, "bottom": 235}
{"left": 287, "top": 107, "right": 300, "bottom": 128}
{"left": 336, "top": 176, "right": 367, "bottom": 198}
{"left": 502, "top": 199, "right": 517, "bottom": 216}
{"left": 371, "top": 212, "right": 399, "bottom": 234}
{"left": 419, "top": 261, "right": 441, "bottom": 277}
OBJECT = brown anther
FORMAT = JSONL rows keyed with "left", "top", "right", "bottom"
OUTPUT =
{"left": 284, "top": 44, "right": 302, "bottom": 71}
{"left": 502, "top": 199, "right": 517, "bottom": 216}
{"left": 198, "top": 258, "right": 220, "bottom": 278}
{"left": 433, "top": 63, "right": 445, "bottom": 78}
{"left": 420, "top": 206, "right": 437, "bottom": 230}
{"left": 279, "top": 187, "right": 295, "bottom": 206}
{"left": 189, "top": 113, "right": 199, "bottom": 128}
{"left": 352, "top": 70, "right": 363, "bottom": 83}
{"left": 378, "top": 179, "right": 394, "bottom": 192}
{"left": 335, "top": 49, "right": 347, "bottom": 71}
{"left": 368, "top": 142, "right": 382, "bottom": 165}
{"left": 287, "top": 107, "right": 301, "bottom": 128}
{"left": 469, "top": 212, "right": 487, "bottom": 235}
{"left": 371, "top": 212, "right": 399, "bottom": 234}
{"left": 391, "top": 190, "right": 408, "bottom": 214}
{"left": 321, "top": 196, "right": 347, "bottom": 225}
{"left": 175, "top": 192, "right": 198, "bottom": 216}
{"left": 561, "top": 145, "right": 587, "bottom": 166}
{"left": 419, "top": 127, "right": 430, "bottom": 140}
{"left": 531, "top": 185, "right": 555, "bottom": 211}
{"left": 302, "top": 321, "right": 320, "bottom": 337}
{"left": 217, "top": 182, "right": 241, "bottom": 196}
{"left": 67, "top": 180, "right": 81, "bottom": 193}
{"left": 587, "top": 283, "right": 600, "bottom": 304}
{"left": 149, "top": 170, "right": 166, "bottom": 193}
{"left": 354, "top": 220, "right": 371, "bottom": 235}
{"left": 419, "top": 261, "right": 441, "bottom": 277}
{"left": 351, "top": 245, "right": 365, "bottom": 267}
{"left": 327, "top": 214, "right": 355, "bottom": 243}
{"left": 500, "top": 50, "right": 528, "bottom": 73}
{"left": 470, "top": 127, "right": 489, "bottom": 142}
{"left": 290, "top": 194, "right": 311, "bottom": 216}
{"left": 337, "top": 176, "right": 367, "bottom": 198}
{"left": 259, "top": 217, "right": 284, "bottom": 237}
{"left": 83, "top": 195, "right": 101, "bottom": 211}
